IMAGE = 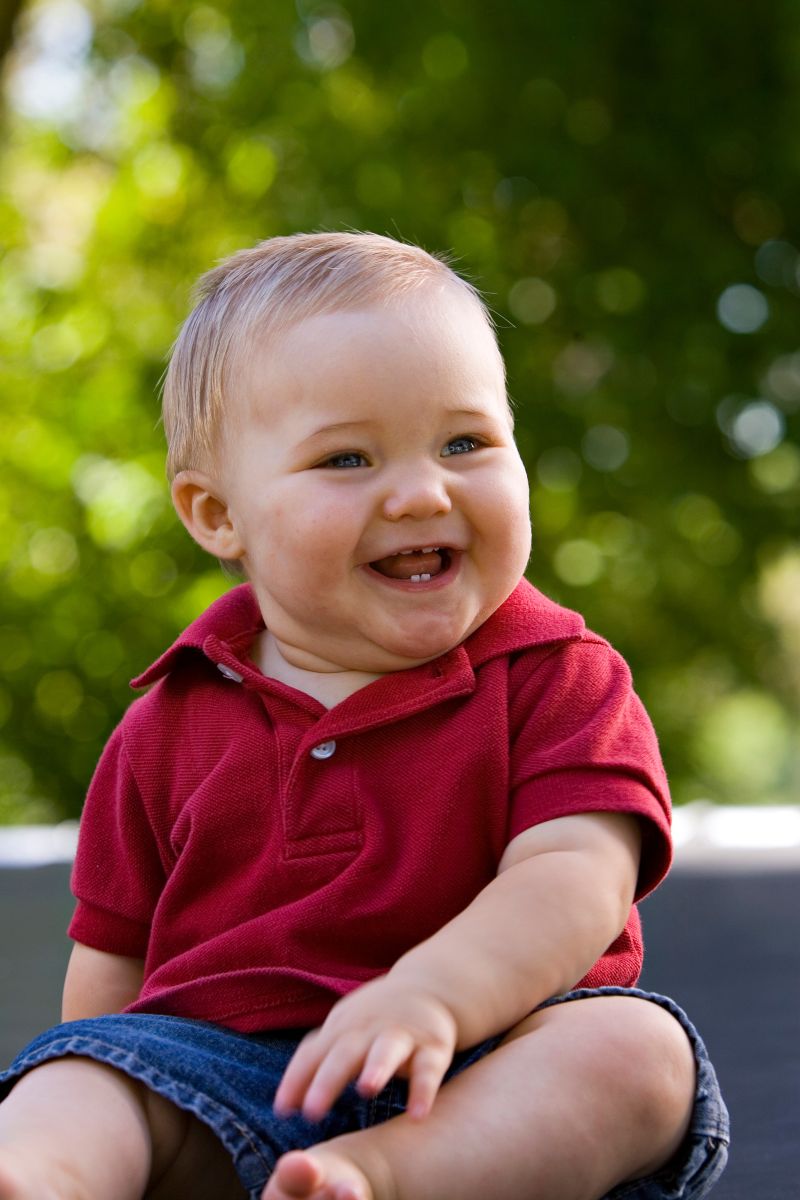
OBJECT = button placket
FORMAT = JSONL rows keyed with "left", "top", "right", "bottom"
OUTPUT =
{"left": 283, "top": 734, "right": 361, "bottom": 855}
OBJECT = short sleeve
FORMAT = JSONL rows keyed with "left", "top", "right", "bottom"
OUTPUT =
{"left": 508, "top": 638, "right": 672, "bottom": 898}
{"left": 68, "top": 722, "right": 166, "bottom": 958}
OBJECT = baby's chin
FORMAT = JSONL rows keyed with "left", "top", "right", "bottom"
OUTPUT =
{"left": 339, "top": 632, "right": 469, "bottom": 675}
{"left": 270, "top": 638, "right": 449, "bottom": 679}
{"left": 345, "top": 606, "right": 505, "bottom": 673}
{"left": 280, "top": 610, "right": 491, "bottom": 676}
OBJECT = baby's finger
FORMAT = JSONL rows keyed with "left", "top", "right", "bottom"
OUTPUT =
{"left": 356, "top": 1029, "right": 416, "bottom": 1095}
{"left": 405, "top": 1045, "right": 451, "bottom": 1120}
{"left": 273, "top": 1031, "right": 327, "bottom": 1115}
{"left": 299, "top": 1033, "right": 371, "bottom": 1120}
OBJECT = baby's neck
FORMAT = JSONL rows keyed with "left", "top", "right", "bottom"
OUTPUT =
{"left": 253, "top": 631, "right": 382, "bottom": 709}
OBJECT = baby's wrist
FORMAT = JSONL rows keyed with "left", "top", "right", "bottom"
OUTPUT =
{"left": 386, "top": 959, "right": 470, "bottom": 1043}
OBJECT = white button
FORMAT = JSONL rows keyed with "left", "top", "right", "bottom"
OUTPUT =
{"left": 310, "top": 740, "right": 337, "bottom": 760}
{"left": 217, "top": 663, "right": 244, "bottom": 683}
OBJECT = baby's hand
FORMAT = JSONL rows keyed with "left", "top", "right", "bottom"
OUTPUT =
{"left": 273, "top": 975, "right": 457, "bottom": 1122}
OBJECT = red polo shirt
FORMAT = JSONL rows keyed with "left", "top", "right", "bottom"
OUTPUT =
{"left": 69, "top": 580, "right": 672, "bottom": 1033}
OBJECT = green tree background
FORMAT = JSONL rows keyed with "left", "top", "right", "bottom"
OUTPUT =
{"left": 0, "top": 0, "right": 798, "bottom": 822}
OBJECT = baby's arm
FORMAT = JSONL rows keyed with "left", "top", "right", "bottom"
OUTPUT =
{"left": 275, "top": 811, "right": 641, "bottom": 1121}
{"left": 62, "top": 942, "right": 145, "bottom": 1020}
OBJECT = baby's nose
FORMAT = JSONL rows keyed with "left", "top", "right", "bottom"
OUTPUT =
{"left": 381, "top": 466, "right": 453, "bottom": 522}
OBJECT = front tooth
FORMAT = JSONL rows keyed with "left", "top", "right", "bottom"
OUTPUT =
{"left": 422, "top": 546, "right": 436, "bottom": 553}
{"left": 400, "top": 549, "right": 414, "bottom": 555}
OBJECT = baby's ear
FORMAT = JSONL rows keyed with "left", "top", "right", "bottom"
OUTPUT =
{"left": 171, "top": 471, "right": 245, "bottom": 561}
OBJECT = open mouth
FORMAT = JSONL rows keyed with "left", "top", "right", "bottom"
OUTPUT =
{"left": 368, "top": 546, "right": 453, "bottom": 583}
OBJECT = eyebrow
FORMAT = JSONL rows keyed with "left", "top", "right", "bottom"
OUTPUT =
{"left": 298, "top": 420, "right": 376, "bottom": 448}
{"left": 300, "top": 408, "right": 497, "bottom": 444}
{"left": 309, "top": 420, "right": 375, "bottom": 435}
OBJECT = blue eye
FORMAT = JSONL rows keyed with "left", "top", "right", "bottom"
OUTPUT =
{"left": 442, "top": 436, "right": 479, "bottom": 457}
{"left": 321, "top": 452, "right": 368, "bottom": 469}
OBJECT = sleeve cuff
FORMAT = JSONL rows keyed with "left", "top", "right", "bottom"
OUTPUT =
{"left": 68, "top": 899, "right": 150, "bottom": 959}
{"left": 509, "top": 771, "right": 672, "bottom": 899}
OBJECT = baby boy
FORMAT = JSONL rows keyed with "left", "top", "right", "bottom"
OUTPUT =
{"left": 0, "top": 233, "right": 728, "bottom": 1200}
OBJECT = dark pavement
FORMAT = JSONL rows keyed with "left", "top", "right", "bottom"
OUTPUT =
{"left": 638, "top": 866, "right": 800, "bottom": 1199}
{"left": 1, "top": 862, "right": 798, "bottom": 1198}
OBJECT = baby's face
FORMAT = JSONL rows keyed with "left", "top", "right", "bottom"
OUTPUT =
{"left": 216, "top": 288, "right": 532, "bottom": 675}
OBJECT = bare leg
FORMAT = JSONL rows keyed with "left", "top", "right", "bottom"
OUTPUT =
{"left": 0, "top": 1057, "right": 244, "bottom": 1200}
{"left": 263, "top": 995, "right": 696, "bottom": 1200}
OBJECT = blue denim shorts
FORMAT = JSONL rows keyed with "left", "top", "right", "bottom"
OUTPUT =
{"left": 0, "top": 986, "right": 728, "bottom": 1200}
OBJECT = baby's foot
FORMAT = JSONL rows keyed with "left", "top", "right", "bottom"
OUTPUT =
{"left": 261, "top": 1147, "right": 373, "bottom": 1200}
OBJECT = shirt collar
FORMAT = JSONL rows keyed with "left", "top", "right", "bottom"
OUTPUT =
{"left": 131, "top": 578, "right": 584, "bottom": 691}
{"left": 464, "top": 578, "right": 585, "bottom": 667}
{"left": 131, "top": 584, "right": 264, "bottom": 689}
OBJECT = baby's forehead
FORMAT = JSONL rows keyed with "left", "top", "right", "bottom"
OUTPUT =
{"left": 244, "top": 283, "right": 493, "bottom": 362}
{"left": 224, "top": 290, "right": 509, "bottom": 439}
{"left": 248, "top": 293, "right": 497, "bottom": 383}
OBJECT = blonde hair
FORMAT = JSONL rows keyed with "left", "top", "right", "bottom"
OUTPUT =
{"left": 162, "top": 231, "right": 498, "bottom": 479}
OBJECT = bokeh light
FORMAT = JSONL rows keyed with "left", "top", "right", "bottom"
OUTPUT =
{"left": 716, "top": 283, "right": 769, "bottom": 334}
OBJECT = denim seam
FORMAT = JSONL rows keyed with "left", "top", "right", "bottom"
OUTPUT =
{"left": 367, "top": 1088, "right": 381, "bottom": 1125}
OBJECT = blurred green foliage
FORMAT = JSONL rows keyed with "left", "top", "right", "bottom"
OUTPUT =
{"left": 0, "top": 0, "right": 798, "bottom": 821}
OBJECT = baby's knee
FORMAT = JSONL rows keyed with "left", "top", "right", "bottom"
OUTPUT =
{"left": 589, "top": 996, "right": 696, "bottom": 1159}
{"left": 519, "top": 994, "right": 696, "bottom": 1144}
{"left": 615, "top": 997, "right": 695, "bottom": 1094}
